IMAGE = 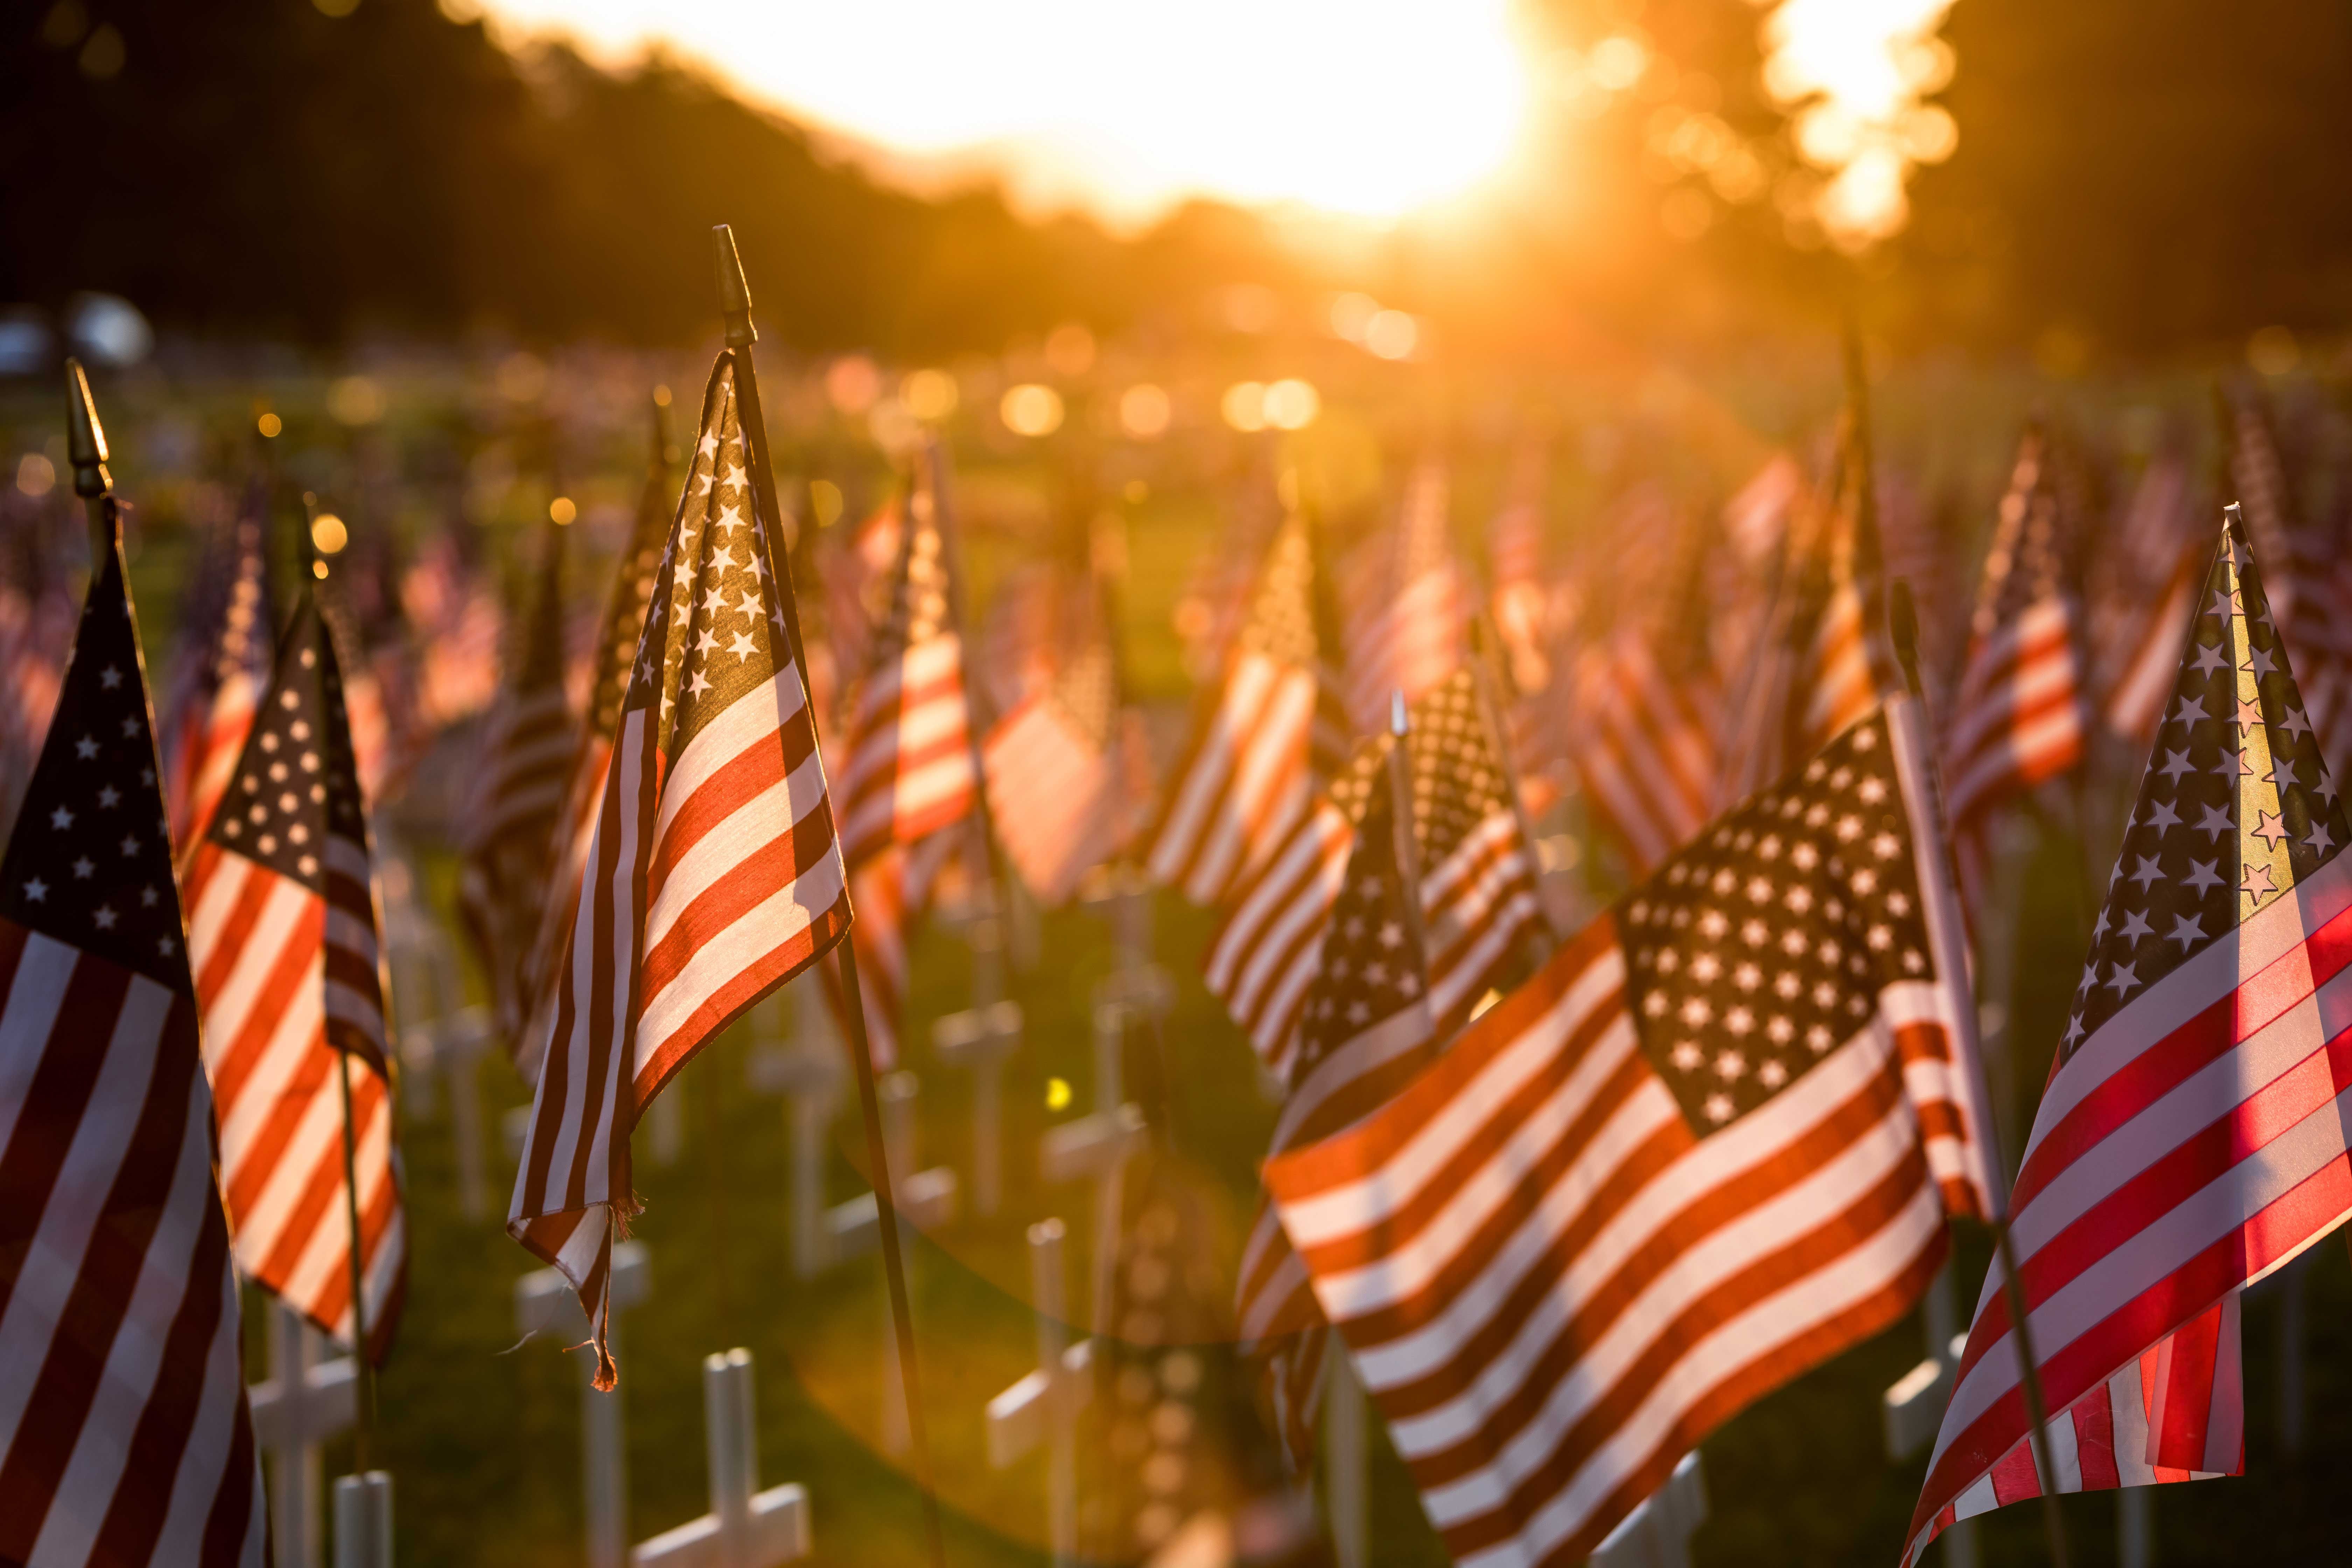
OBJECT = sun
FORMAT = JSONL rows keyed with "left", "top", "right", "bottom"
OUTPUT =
{"left": 477, "top": 0, "right": 1535, "bottom": 225}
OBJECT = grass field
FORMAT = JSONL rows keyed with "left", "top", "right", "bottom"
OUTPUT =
{"left": 14, "top": 354, "right": 2351, "bottom": 1565}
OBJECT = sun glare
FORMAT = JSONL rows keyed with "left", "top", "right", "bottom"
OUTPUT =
{"left": 476, "top": 0, "right": 1532, "bottom": 224}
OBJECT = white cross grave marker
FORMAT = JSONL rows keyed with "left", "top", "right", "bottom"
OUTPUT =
{"left": 930, "top": 908, "right": 1019, "bottom": 1219}
{"left": 631, "top": 1349, "right": 811, "bottom": 1568}
{"left": 403, "top": 1004, "right": 495, "bottom": 1220}
{"left": 746, "top": 982, "right": 852, "bottom": 1279}
{"left": 1323, "top": 1352, "right": 1368, "bottom": 1568}
{"left": 517, "top": 1240, "right": 653, "bottom": 1568}
{"left": 1588, "top": 1451, "right": 1706, "bottom": 1568}
{"left": 1882, "top": 1261, "right": 1975, "bottom": 1568}
{"left": 332, "top": 1471, "right": 393, "bottom": 1568}
{"left": 248, "top": 1301, "right": 358, "bottom": 1568}
{"left": 1082, "top": 865, "right": 1171, "bottom": 1028}
{"left": 987, "top": 1218, "right": 1094, "bottom": 1568}
{"left": 1041, "top": 1001, "right": 1146, "bottom": 1332}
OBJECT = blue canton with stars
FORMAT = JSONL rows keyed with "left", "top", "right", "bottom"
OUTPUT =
{"left": 1619, "top": 713, "right": 1933, "bottom": 1132}
{"left": 630, "top": 356, "right": 786, "bottom": 760}
{"left": 2062, "top": 514, "right": 2348, "bottom": 1061}
{"left": 1295, "top": 782, "right": 1430, "bottom": 1067}
{"left": 205, "top": 591, "right": 368, "bottom": 890}
{"left": 0, "top": 521, "right": 192, "bottom": 992}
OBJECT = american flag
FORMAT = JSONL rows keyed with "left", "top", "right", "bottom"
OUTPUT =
{"left": 1237, "top": 764, "right": 1442, "bottom": 1465}
{"left": 1174, "top": 450, "right": 1286, "bottom": 685}
{"left": 1487, "top": 441, "right": 1559, "bottom": 697}
{"left": 1263, "top": 696, "right": 1997, "bottom": 1564}
{"left": 1944, "top": 426, "right": 2089, "bottom": 916}
{"left": 183, "top": 589, "right": 407, "bottom": 1359}
{"left": 0, "top": 503, "right": 74, "bottom": 839}
{"left": 460, "top": 524, "right": 576, "bottom": 1050}
{"left": 400, "top": 532, "right": 504, "bottom": 735}
{"left": 509, "top": 354, "right": 851, "bottom": 1385}
{"left": 835, "top": 463, "right": 977, "bottom": 869}
{"left": 982, "top": 582, "right": 1133, "bottom": 905}
{"left": 1564, "top": 629, "right": 1719, "bottom": 878}
{"left": 1148, "top": 512, "right": 1350, "bottom": 906}
{"left": 2224, "top": 386, "right": 2352, "bottom": 775}
{"left": 1341, "top": 461, "right": 1465, "bottom": 731}
{"left": 1904, "top": 512, "right": 2352, "bottom": 1562}
{"left": 0, "top": 500, "right": 266, "bottom": 1564}
{"left": 158, "top": 487, "right": 274, "bottom": 853}
{"left": 2090, "top": 447, "right": 2204, "bottom": 746}
{"left": 818, "top": 493, "right": 907, "bottom": 716}
{"left": 828, "top": 452, "right": 979, "bottom": 1068}
{"left": 1205, "top": 669, "right": 1546, "bottom": 1084}
{"left": 515, "top": 412, "right": 675, "bottom": 1083}
{"left": 1717, "top": 422, "right": 1887, "bottom": 806}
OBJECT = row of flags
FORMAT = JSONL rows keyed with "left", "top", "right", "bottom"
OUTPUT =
{"left": 0, "top": 378, "right": 401, "bottom": 1560}
{"left": 1141, "top": 383, "right": 2352, "bottom": 1561}
{"left": 12, "top": 330, "right": 2352, "bottom": 1566}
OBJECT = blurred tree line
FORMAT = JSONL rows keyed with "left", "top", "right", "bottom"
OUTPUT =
{"left": 0, "top": 0, "right": 1278, "bottom": 352}
{"left": 6, "top": 0, "right": 2352, "bottom": 359}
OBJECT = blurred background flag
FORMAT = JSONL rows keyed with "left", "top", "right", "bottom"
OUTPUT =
{"left": 1147, "top": 510, "right": 1349, "bottom": 907}
{"left": 182, "top": 589, "right": 407, "bottom": 1361}
{"left": 831, "top": 456, "right": 978, "bottom": 1069}
{"left": 1339, "top": 460, "right": 1465, "bottom": 733}
{"left": 1904, "top": 512, "right": 2352, "bottom": 1563}
{"left": 158, "top": 481, "right": 275, "bottom": 855}
{"left": 459, "top": 519, "right": 575, "bottom": 1051}
{"left": 1943, "top": 424, "right": 2090, "bottom": 919}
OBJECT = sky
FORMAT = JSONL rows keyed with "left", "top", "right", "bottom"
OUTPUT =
{"left": 472, "top": 0, "right": 1537, "bottom": 228}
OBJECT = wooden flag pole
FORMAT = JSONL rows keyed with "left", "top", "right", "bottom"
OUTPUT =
{"left": 1891, "top": 579, "right": 2070, "bottom": 1568}
{"left": 713, "top": 225, "right": 949, "bottom": 1568}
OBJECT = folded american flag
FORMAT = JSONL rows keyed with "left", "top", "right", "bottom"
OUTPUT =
{"left": 509, "top": 354, "right": 851, "bottom": 1385}
{"left": 1264, "top": 695, "right": 1994, "bottom": 1565}
{"left": 0, "top": 490, "right": 265, "bottom": 1564}
{"left": 183, "top": 589, "right": 407, "bottom": 1359}
{"left": 1905, "top": 510, "right": 2352, "bottom": 1561}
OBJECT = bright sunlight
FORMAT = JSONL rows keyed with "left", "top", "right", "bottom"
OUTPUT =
{"left": 471, "top": 0, "right": 1534, "bottom": 225}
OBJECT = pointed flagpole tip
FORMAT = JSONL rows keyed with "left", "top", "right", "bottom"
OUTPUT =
{"left": 713, "top": 225, "right": 756, "bottom": 348}
{"left": 1390, "top": 689, "right": 1410, "bottom": 738}
{"left": 65, "top": 358, "right": 111, "bottom": 499}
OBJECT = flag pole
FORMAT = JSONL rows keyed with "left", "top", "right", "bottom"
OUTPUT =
{"left": 1384, "top": 692, "right": 1427, "bottom": 956}
{"left": 304, "top": 500, "right": 382, "bottom": 1475}
{"left": 713, "top": 225, "right": 950, "bottom": 1568}
{"left": 64, "top": 359, "right": 114, "bottom": 562}
{"left": 1891, "top": 578, "right": 2070, "bottom": 1568}
{"left": 1466, "top": 613, "right": 1558, "bottom": 944}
